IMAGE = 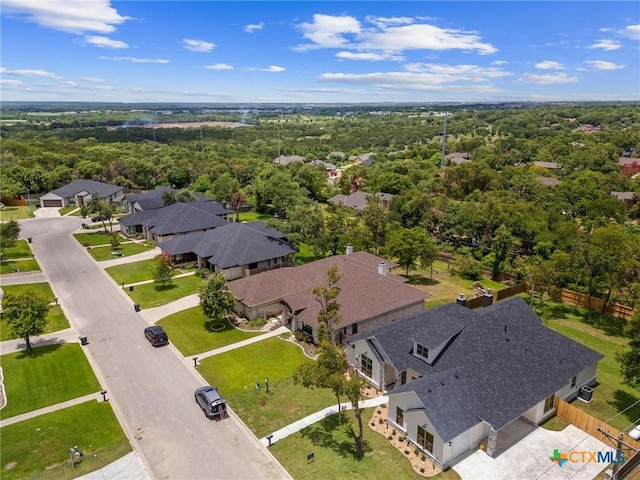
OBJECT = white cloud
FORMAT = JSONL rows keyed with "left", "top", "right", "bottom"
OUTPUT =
{"left": 621, "top": 24, "right": 640, "bottom": 40}
{"left": 587, "top": 39, "right": 622, "bottom": 51}
{"left": 1, "top": 0, "right": 130, "bottom": 34}
{"left": 82, "top": 76, "right": 106, "bottom": 82}
{"left": 0, "top": 79, "right": 27, "bottom": 87}
{"left": 585, "top": 60, "right": 625, "bottom": 70}
{"left": 491, "top": 60, "right": 509, "bottom": 66}
{"left": 83, "top": 35, "right": 128, "bottom": 48}
{"left": 261, "top": 65, "right": 285, "bottom": 72}
{"left": 516, "top": 72, "right": 578, "bottom": 84}
{"left": 90, "top": 85, "right": 116, "bottom": 90}
{"left": 297, "top": 14, "right": 362, "bottom": 49}
{"left": 365, "top": 16, "right": 413, "bottom": 29}
{"left": 336, "top": 51, "right": 402, "bottom": 61}
{"left": 403, "top": 63, "right": 511, "bottom": 81}
{"left": 244, "top": 22, "right": 264, "bottom": 33}
{"left": 535, "top": 61, "right": 564, "bottom": 70}
{"left": 204, "top": 63, "right": 234, "bottom": 70}
{"left": 183, "top": 39, "right": 216, "bottom": 52}
{"left": 100, "top": 56, "right": 170, "bottom": 64}
{"left": 57, "top": 81, "right": 78, "bottom": 87}
{"left": 0, "top": 67, "right": 61, "bottom": 78}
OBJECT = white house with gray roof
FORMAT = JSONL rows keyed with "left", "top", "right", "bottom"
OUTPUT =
{"left": 345, "top": 297, "right": 602, "bottom": 467}
{"left": 157, "top": 221, "right": 296, "bottom": 280}
{"left": 39, "top": 180, "right": 124, "bottom": 208}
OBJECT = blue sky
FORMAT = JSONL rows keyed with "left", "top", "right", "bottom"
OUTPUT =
{"left": 1, "top": 1, "right": 638, "bottom": 103}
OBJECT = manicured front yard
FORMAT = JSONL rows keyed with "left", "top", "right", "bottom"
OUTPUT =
{"left": 73, "top": 232, "right": 118, "bottom": 247}
{"left": 0, "top": 239, "right": 39, "bottom": 273}
{"left": 157, "top": 306, "right": 261, "bottom": 356}
{"left": 0, "top": 206, "right": 35, "bottom": 221}
{"left": 0, "top": 401, "right": 130, "bottom": 480}
{"left": 127, "top": 275, "right": 202, "bottom": 308}
{"left": 198, "top": 336, "right": 336, "bottom": 438}
{"left": 0, "top": 259, "right": 40, "bottom": 275}
{"left": 538, "top": 299, "right": 640, "bottom": 432}
{"left": 88, "top": 242, "right": 155, "bottom": 261}
{"left": 0, "top": 239, "right": 32, "bottom": 260}
{"left": 104, "top": 259, "right": 156, "bottom": 285}
{"left": 237, "top": 211, "right": 273, "bottom": 222}
{"left": 0, "top": 304, "right": 68, "bottom": 341}
{"left": 270, "top": 409, "right": 459, "bottom": 480}
{"left": 0, "top": 344, "right": 101, "bottom": 418}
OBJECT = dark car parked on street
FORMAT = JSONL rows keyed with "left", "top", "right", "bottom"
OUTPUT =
{"left": 195, "top": 385, "right": 227, "bottom": 419}
{"left": 144, "top": 326, "right": 169, "bottom": 347}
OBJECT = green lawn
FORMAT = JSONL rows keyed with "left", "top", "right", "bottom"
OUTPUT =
{"left": 0, "top": 206, "right": 35, "bottom": 221}
{"left": 0, "top": 304, "right": 69, "bottom": 342}
{"left": 58, "top": 206, "right": 78, "bottom": 215}
{"left": 73, "top": 232, "right": 118, "bottom": 247}
{"left": 157, "top": 306, "right": 261, "bottom": 356}
{"left": 0, "top": 344, "right": 101, "bottom": 418}
{"left": 237, "top": 211, "right": 273, "bottom": 222}
{"left": 104, "top": 259, "right": 157, "bottom": 285}
{"left": 127, "top": 275, "right": 202, "bottom": 308}
{"left": 0, "top": 259, "right": 40, "bottom": 274}
{"left": 296, "top": 243, "right": 325, "bottom": 265}
{"left": 270, "top": 409, "right": 459, "bottom": 480}
{"left": 88, "top": 242, "right": 155, "bottom": 262}
{"left": 198, "top": 336, "right": 336, "bottom": 437}
{"left": 0, "top": 401, "right": 130, "bottom": 480}
{"left": 1, "top": 282, "right": 56, "bottom": 301}
{"left": 538, "top": 299, "right": 640, "bottom": 432}
{"left": 1, "top": 239, "right": 32, "bottom": 260}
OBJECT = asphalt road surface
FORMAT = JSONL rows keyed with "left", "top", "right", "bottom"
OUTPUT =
{"left": 19, "top": 217, "right": 289, "bottom": 480}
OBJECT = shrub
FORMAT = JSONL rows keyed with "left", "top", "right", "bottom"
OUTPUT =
{"left": 399, "top": 435, "right": 405, "bottom": 442}
{"left": 421, "top": 454, "right": 426, "bottom": 461}
{"left": 378, "top": 418, "right": 384, "bottom": 424}
{"left": 392, "top": 430, "right": 397, "bottom": 436}
{"left": 248, "top": 316, "right": 267, "bottom": 328}
{"left": 414, "top": 448, "right": 419, "bottom": 456}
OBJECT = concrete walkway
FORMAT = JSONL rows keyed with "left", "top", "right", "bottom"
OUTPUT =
{"left": 0, "top": 391, "right": 104, "bottom": 427}
{"left": 0, "top": 328, "right": 80, "bottom": 354}
{"left": 120, "top": 271, "right": 195, "bottom": 289}
{"left": 0, "top": 271, "right": 47, "bottom": 285}
{"left": 138, "top": 293, "right": 200, "bottom": 324}
{"left": 259, "top": 396, "right": 389, "bottom": 446}
{"left": 97, "top": 248, "right": 160, "bottom": 269}
{"left": 196, "top": 325, "right": 290, "bottom": 360}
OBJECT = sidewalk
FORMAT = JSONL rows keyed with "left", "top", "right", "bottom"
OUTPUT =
{"left": 196, "top": 325, "right": 290, "bottom": 360}
{"left": 98, "top": 248, "right": 160, "bottom": 269}
{"left": 0, "top": 391, "right": 104, "bottom": 427}
{"left": 0, "top": 328, "right": 79, "bottom": 354}
{"left": 120, "top": 271, "right": 195, "bottom": 289}
{"left": 259, "top": 395, "right": 389, "bottom": 446}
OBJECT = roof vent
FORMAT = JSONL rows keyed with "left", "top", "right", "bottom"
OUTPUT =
{"left": 378, "top": 261, "right": 387, "bottom": 276}
{"left": 346, "top": 244, "right": 353, "bottom": 255}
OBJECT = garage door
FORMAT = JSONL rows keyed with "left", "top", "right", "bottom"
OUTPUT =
{"left": 42, "top": 199, "right": 63, "bottom": 207}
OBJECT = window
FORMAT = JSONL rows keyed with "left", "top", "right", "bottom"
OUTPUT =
{"left": 400, "top": 371, "right": 407, "bottom": 385}
{"left": 361, "top": 354, "right": 372, "bottom": 378}
{"left": 544, "top": 393, "right": 556, "bottom": 413}
{"left": 570, "top": 376, "right": 577, "bottom": 388}
{"left": 352, "top": 322, "right": 357, "bottom": 334}
{"left": 302, "top": 323, "right": 313, "bottom": 338}
{"left": 416, "top": 343, "right": 429, "bottom": 360}
{"left": 417, "top": 425, "right": 434, "bottom": 452}
{"left": 396, "top": 407, "right": 404, "bottom": 427}
{"left": 248, "top": 262, "right": 258, "bottom": 269}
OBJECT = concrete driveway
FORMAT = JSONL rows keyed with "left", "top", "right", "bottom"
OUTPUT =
{"left": 454, "top": 425, "right": 613, "bottom": 480}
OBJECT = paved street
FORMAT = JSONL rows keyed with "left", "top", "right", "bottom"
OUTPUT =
{"left": 16, "top": 216, "right": 290, "bottom": 480}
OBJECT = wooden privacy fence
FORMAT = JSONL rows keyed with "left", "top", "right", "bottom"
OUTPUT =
{"left": 560, "top": 289, "right": 635, "bottom": 321}
{"left": 555, "top": 399, "right": 640, "bottom": 452}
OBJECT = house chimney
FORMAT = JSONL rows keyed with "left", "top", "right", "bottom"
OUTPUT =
{"left": 378, "top": 261, "right": 387, "bottom": 276}
{"left": 346, "top": 244, "right": 353, "bottom": 255}
{"left": 456, "top": 294, "right": 467, "bottom": 307}
{"left": 222, "top": 199, "right": 227, "bottom": 210}
{"left": 482, "top": 288, "right": 493, "bottom": 307}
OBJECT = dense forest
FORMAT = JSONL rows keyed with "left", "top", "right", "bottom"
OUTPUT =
{"left": 2, "top": 101, "right": 640, "bottom": 310}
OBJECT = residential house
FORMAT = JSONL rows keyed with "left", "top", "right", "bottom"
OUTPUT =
{"left": 157, "top": 221, "right": 296, "bottom": 280}
{"left": 532, "top": 161, "right": 562, "bottom": 170}
{"left": 273, "top": 155, "right": 305, "bottom": 166}
{"left": 123, "top": 187, "right": 214, "bottom": 214}
{"left": 229, "top": 251, "right": 429, "bottom": 342}
{"left": 610, "top": 191, "right": 638, "bottom": 213}
{"left": 310, "top": 159, "right": 338, "bottom": 176}
{"left": 345, "top": 297, "right": 602, "bottom": 467}
{"left": 535, "top": 176, "right": 561, "bottom": 187}
{"left": 619, "top": 157, "right": 640, "bottom": 177}
{"left": 118, "top": 201, "right": 230, "bottom": 242}
{"left": 445, "top": 152, "right": 471, "bottom": 165}
{"left": 39, "top": 180, "right": 124, "bottom": 208}
{"left": 328, "top": 191, "right": 394, "bottom": 211}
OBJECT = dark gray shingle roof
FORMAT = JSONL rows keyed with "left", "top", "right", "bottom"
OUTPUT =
{"left": 51, "top": 180, "right": 122, "bottom": 199}
{"left": 354, "top": 297, "right": 603, "bottom": 442}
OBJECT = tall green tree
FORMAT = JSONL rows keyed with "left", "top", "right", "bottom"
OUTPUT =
{"left": 387, "top": 227, "right": 438, "bottom": 276}
{"left": 490, "top": 224, "right": 519, "bottom": 281}
{"left": 616, "top": 310, "right": 640, "bottom": 389}
{"left": 0, "top": 219, "right": 21, "bottom": 256}
{"left": 198, "top": 273, "right": 235, "bottom": 323}
{"left": 313, "top": 264, "right": 343, "bottom": 343}
{"left": 152, "top": 255, "right": 174, "bottom": 287}
{"left": 2, "top": 289, "right": 50, "bottom": 352}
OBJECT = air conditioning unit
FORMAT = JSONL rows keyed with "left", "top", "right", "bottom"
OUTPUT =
{"left": 578, "top": 385, "right": 593, "bottom": 403}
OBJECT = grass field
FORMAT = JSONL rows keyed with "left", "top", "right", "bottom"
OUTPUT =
{"left": 0, "top": 343, "right": 101, "bottom": 418}
{"left": 157, "top": 306, "right": 261, "bottom": 356}
{"left": 538, "top": 299, "right": 640, "bottom": 432}
{"left": 270, "top": 409, "right": 460, "bottom": 480}
{"left": 73, "top": 232, "right": 119, "bottom": 247}
{"left": 295, "top": 243, "right": 325, "bottom": 265}
{"left": 58, "top": 206, "right": 78, "bottom": 215}
{"left": 198, "top": 336, "right": 336, "bottom": 437}
{"left": 0, "top": 303, "right": 69, "bottom": 342}
{"left": 0, "top": 206, "right": 35, "bottom": 221}
{"left": 88, "top": 242, "right": 155, "bottom": 262}
{"left": 0, "top": 259, "right": 40, "bottom": 275}
{"left": 237, "top": 212, "right": 273, "bottom": 222}
{"left": 104, "top": 259, "right": 156, "bottom": 285}
{"left": 127, "top": 275, "right": 202, "bottom": 308}
{"left": 1, "top": 239, "right": 32, "bottom": 260}
{"left": 0, "top": 401, "right": 130, "bottom": 480}
{"left": 1, "top": 282, "right": 56, "bottom": 301}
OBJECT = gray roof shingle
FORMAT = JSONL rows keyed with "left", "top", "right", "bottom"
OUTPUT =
{"left": 50, "top": 180, "right": 122, "bottom": 199}
{"left": 351, "top": 297, "right": 603, "bottom": 442}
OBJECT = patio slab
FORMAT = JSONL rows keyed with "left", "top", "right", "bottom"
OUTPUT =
{"left": 454, "top": 425, "right": 612, "bottom": 480}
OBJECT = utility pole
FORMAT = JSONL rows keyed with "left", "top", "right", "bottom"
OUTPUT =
{"left": 440, "top": 111, "right": 448, "bottom": 169}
